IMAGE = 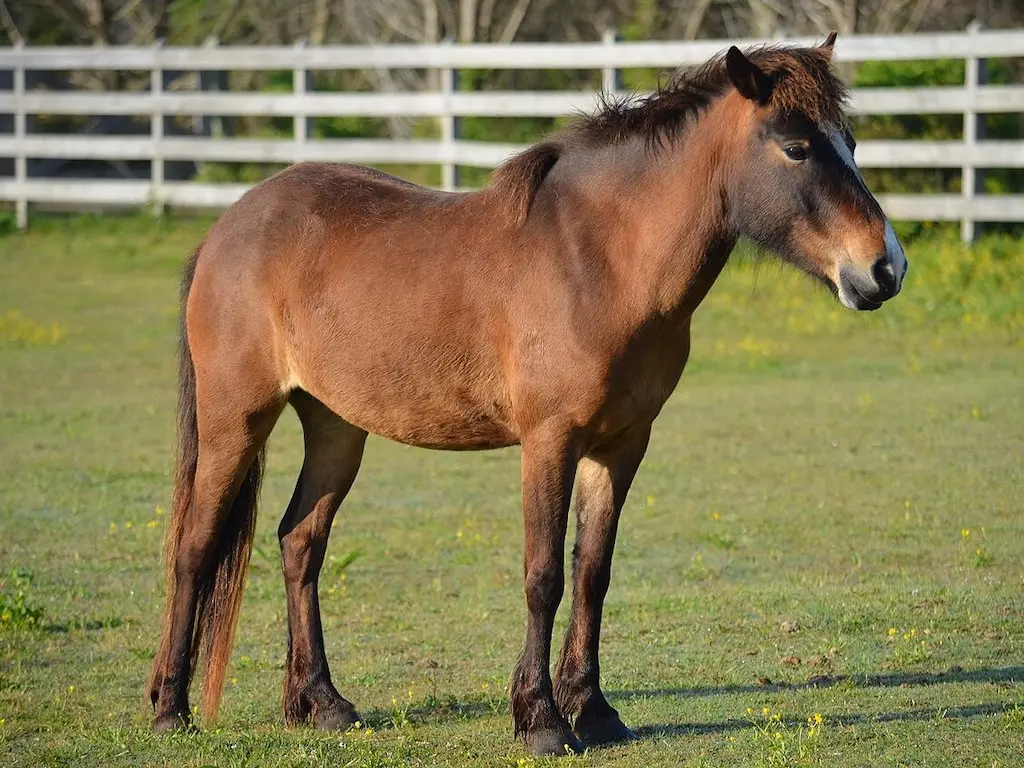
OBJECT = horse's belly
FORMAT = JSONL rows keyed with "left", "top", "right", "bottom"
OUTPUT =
{"left": 340, "top": 397, "right": 518, "bottom": 451}
{"left": 367, "top": 414, "right": 519, "bottom": 451}
{"left": 300, "top": 359, "right": 518, "bottom": 451}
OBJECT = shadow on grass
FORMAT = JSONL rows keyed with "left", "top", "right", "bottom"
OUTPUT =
{"left": 44, "top": 616, "right": 125, "bottom": 633}
{"left": 634, "top": 702, "right": 1013, "bottom": 739}
{"left": 359, "top": 699, "right": 500, "bottom": 730}
{"left": 356, "top": 666, "right": 1023, "bottom": 731}
{"left": 621, "top": 666, "right": 1024, "bottom": 741}
{"left": 612, "top": 664, "right": 1024, "bottom": 701}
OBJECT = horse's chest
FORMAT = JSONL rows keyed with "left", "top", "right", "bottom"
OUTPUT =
{"left": 623, "top": 354, "right": 685, "bottom": 414}
{"left": 590, "top": 342, "right": 690, "bottom": 434}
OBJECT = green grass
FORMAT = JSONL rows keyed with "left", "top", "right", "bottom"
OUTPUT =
{"left": 1, "top": 215, "right": 1023, "bottom": 767}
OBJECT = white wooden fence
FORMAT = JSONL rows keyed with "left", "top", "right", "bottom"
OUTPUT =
{"left": 1, "top": 25, "right": 1023, "bottom": 240}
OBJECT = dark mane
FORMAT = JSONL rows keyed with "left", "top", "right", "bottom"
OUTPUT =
{"left": 490, "top": 140, "right": 563, "bottom": 225}
{"left": 488, "top": 44, "right": 849, "bottom": 224}
{"left": 573, "top": 44, "right": 849, "bottom": 147}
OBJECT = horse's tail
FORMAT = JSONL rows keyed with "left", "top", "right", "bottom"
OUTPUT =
{"left": 196, "top": 446, "right": 263, "bottom": 722}
{"left": 148, "top": 242, "right": 263, "bottom": 722}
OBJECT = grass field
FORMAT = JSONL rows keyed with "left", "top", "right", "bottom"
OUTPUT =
{"left": 1, "top": 216, "right": 1022, "bottom": 767}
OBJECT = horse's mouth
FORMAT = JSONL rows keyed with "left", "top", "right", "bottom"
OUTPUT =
{"left": 836, "top": 269, "right": 884, "bottom": 311}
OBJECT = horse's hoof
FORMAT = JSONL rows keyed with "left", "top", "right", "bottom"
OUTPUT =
{"left": 574, "top": 710, "right": 639, "bottom": 746}
{"left": 152, "top": 712, "right": 192, "bottom": 734}
{"left": 525, "top": 726, "right": 585, "bottom": 757}
{"left": 313, "top": 702, "right": 361, "bottom": 731}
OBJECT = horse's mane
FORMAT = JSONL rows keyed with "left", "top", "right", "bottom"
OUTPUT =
{"left": 490, "top": 44, "right": 849, "bottom": 225}
{"left": 489, "top": 140, "right": 563, "bottom": 225}
{"left": 575, "top": 45, "right": 848, "bottom": 147}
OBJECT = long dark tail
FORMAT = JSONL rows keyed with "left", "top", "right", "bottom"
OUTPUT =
{"left": 148, "top": 243, "right": 265, "bottom": 722}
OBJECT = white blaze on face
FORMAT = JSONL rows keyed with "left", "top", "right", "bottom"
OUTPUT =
{"left": 828, "top": 130, "right": 907, "bottom": 294}
{"left": 883, "top": 217, "right": 908, "bottom": 285}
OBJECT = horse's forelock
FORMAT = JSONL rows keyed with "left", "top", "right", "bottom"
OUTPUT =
{"left": 749, "top": 46, "right": 850, "bottom": 131}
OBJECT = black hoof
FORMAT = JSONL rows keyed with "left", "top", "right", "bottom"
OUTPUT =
{"left": 574, "top": 710, "right": 638, "bottom": 746}
{"left": 152, "top": 711, "right": 193, "bottom": 734}
{"left": 313, "top": 701, "right": 361, "bottom": 731}
{"left": 526, "top": 726, "right": 585, "bottom": 757}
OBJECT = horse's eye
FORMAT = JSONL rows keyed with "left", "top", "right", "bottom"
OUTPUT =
{"left": 783, "top": 145, "right": 808, "bottom": 162}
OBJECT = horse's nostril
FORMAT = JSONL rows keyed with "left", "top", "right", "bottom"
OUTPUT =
{"left": 872, "top": 254, "right": 898, "bottom": 298}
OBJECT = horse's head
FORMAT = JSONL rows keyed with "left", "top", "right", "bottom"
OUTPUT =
{"left": 724, "top": 36, "right": 907, "bottom": 310}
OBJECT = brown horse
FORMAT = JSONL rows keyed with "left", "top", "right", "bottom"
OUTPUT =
{"left": 147, "top": 36, "right": 906, "bottom": 756}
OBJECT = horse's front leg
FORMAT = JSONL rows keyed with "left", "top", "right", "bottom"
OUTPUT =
{"left": 278, "top": 396, "right": 366, "bottom": 730}
{"left": 553, "top": 425, "right": 651, "bottom": 746}
{"left": 511, "top": 422, "right": 583, "bottom": 756}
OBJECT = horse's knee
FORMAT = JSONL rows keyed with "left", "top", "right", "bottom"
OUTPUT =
{"left": 525, "top": 560, "right": 564, "bottom": 615}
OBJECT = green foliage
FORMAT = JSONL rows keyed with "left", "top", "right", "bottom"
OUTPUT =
{"left": 704, "top": 233, "right": 1024, "bottom": 355}
{"left": 746, "top": 708, "right": 825, "bottom": 767}
{"left": 193, "top": 162, "right": 288, "bottom": 184}
{"left": 0, "top": 309, "right": 66, "bottom": 348}
{"left": 619, "top": 0, "right": 666, "bottom": 44}
{"left": 851, "top": 58, "right": 1024, "bottom": 239}
{"left": 0, "top": 211, "right": 17, "bottom": 237}
{"left": 0, "top": 570, "right": 44, "bottom": 630}
{"left": 851, "top": 59, "right": 964, "bottom": 148}
{"left": 854, "top": 58, "right": 967, "bottom": 88}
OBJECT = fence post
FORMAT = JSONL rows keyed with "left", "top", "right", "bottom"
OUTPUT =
{"left": 961, "top": 20, "right": 987, "bottom": 243}
{"left": 440, "top": 38, "right": 459, "bottom": 192}
{"left": 294, "top": 39, "right": 311, "bottom": 163}
{"left": 151, "top": 39, "right": 165, "bottom": 216}
{"left": 198, "top": 36, "right": 228, "bottom": 139}
{"left": 13, "top": 39, "right": 26, "bottom": 230}
{"left": 601, "top": 28, "right": 621, "bottom": 96}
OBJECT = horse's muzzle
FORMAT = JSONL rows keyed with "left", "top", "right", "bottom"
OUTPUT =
{"left": 837, "top": 251, "right": 908, "bottom": 311}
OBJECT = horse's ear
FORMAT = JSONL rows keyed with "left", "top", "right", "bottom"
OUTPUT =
{"left": 725, "top": 46, "right": 773, "bottom": 104}
{"left": 820, "top": 31, "right": 838, "bottom": 60}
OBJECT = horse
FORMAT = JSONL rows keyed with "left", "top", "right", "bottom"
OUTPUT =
{"left": 146, "top": 35, "right": 907, "bottom": 757}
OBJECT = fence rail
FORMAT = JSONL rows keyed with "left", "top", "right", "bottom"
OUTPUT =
{"left": 2, "top": 25, "right": 1023, "bottom": 239}
{"left": 4, "top": 85, "right": 1024, "bottom": 118}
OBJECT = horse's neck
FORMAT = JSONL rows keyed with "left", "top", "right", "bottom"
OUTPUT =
{"left": 604, "top": 113, "right": 742, "bottom": 323}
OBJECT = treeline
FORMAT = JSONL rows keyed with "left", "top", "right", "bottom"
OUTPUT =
{"left": 5, "top": 0, "right": 1023, "bottom": 47}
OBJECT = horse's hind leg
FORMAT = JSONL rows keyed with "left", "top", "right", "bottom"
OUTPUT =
{"left": 152, "top": 386, "right": 283, "bottom": 731}
{"left": 553, "top": 425, "right": 650, "bottom": 746}
{"left": 278, "top": 391, "right": 367, "bottom": 730}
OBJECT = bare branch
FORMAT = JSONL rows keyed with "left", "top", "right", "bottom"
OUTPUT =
{"left": 310, "top": 0, "right": 329, "bottom": 44}
{"left": 0, "top": 0, "right": 23, "bottom": 44}
{"left": 459, "top": 0, "right": 478, "bottom": 42}
{"left": 497, "top": 0, "right": 533, "bottom": 43}
{"left": 680, "top": 0, "right": 714, "bottom": 39}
